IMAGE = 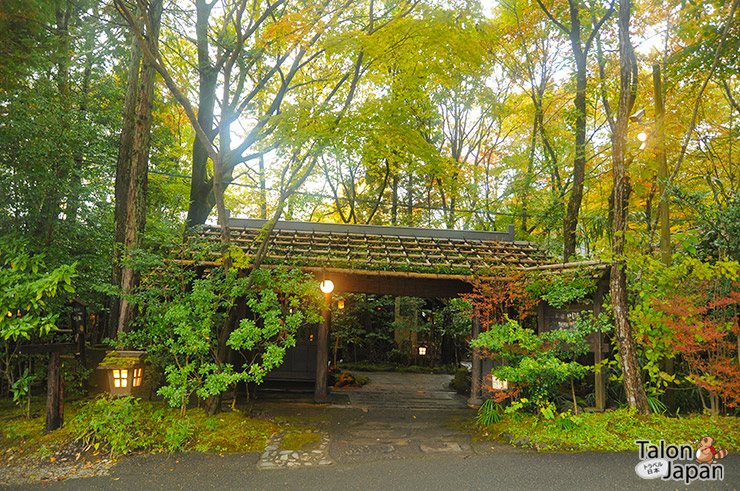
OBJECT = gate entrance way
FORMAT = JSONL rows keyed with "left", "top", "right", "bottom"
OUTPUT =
{"left": 200, "top": 218, "right": 557, "bottom": 406}
{"left": 332, "top": 371, "right": 467, "bottom": 410}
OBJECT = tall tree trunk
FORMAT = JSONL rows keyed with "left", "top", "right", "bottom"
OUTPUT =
{"left": 535, "top": 0, "right": 614, "bottom": 260}
{"left": 259, "top": 155, "right": 267, "bottom": 219}
{"left": 110, "top": 9, "right": 143, "bottom": 337}
{"left": 611, "top": 0, "right": 649, "bottom": 415}
{"left": 406, "top": 172, "right": 413, "bottom": 225}
{"left": 37, "top": 2, "right": 72, "bottom": 243}
{"left": 65, "top": 4, "right": 97, "bottom": 226}
{"left": 560, "top": 1, "right": 588, "bottom": 261}
{"left": 563, "top": 49, "right": 587, "bottom": 260}
{"left": 391, "top": 172, "right": 399, "bottom": 226}
{"left": 116, "top": 0, "right": 163, "bottom": 335}
{"left": 186, "top": 0, "right": 219, "bottom": 228}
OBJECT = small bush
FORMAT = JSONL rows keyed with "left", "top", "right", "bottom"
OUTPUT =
{"left": 70, "top": 395, "right": 154, "bottom": 456}
{"left": 451, "top": 368, "right": 470, "bottom": 395}
{"left": 476, "top": 399, "right": 503, "bottom": 426}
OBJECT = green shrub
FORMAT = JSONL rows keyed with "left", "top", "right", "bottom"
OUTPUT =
{"left": 71, "top": 395, "right": 154, "bottom": 457}
{"left": 451, "top": 368, "right": 470, "bottom": 395}
{"left": 476, "top": 399, "right": 503, "bottom": 426}
{"left": 164, "top": 418, "right": 193, "bottom": 451}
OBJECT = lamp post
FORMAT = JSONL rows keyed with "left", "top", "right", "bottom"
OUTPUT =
{"left": 315, "top": 279, "right": 334, "bottom": 403}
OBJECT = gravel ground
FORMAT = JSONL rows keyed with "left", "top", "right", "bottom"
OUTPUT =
{"left": 0, "top": 442, "right": 115, "bottom": 487}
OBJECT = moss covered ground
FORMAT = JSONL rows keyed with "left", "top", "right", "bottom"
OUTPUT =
{"left": 475, "top": 409, "right": 740, "bottom": 452}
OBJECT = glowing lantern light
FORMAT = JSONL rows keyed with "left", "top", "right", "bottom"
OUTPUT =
{"left": 97, "top": 351, "right": 147, "bottom": 396}
{"left": 637, "top": 131, "right": 648, "bottom": 151}
{"left": 320, "top": 279, "right": 334, "bottom": 294}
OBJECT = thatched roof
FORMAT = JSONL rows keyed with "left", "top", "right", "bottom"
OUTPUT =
{"left": 199, "top": 219, "right": 552, "bottom": 276}
{"left": 186, "top": 219, "right": 608, "bottom": 296}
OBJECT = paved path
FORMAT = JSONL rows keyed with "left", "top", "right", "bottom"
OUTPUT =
{"left": 332, "top": 372, "right": 468, "bottom": 410}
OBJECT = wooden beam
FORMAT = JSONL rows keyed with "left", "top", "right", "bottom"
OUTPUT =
{"left": 18, "top": 343, "right": 76, "bottom": 355}
{"left": 522, "top": 260, "right": 606, "bottom": 271}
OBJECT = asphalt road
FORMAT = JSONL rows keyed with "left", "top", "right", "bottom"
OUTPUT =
{"left": 13, "top": 451, "right": 740, "bottom": 490}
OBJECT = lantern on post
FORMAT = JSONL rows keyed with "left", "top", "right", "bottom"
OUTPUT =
{"left": 96, "top": 351, "right": 147, "bottom": 396}
{"left": 315, "top": 277, "right": 334, "bottom": 403}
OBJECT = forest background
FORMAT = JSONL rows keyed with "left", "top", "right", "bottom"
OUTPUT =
{"left": 1, "top": 0, "right": 740, "bottom": 420}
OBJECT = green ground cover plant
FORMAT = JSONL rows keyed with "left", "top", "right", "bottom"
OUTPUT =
{"left": 476, "top": 408, "right": 740, "bottom": 452}
{"left": 281, "top": 431, "right": 321, "bottom": 451}
{"left": 0, "top": 395, "right": 280, "bottom": 459}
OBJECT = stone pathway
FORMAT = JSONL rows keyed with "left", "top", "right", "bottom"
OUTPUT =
{"left": 256, "top": 372, "right": 508, "bottom": 469}
{"left": 257, "top": 430, "right": 333, "bottom": 470}
{"left": 329, "top": 409, "right": 477, "bottom": 464}
{"left": 333, "top": 371, "right": 468, "bottom": 410}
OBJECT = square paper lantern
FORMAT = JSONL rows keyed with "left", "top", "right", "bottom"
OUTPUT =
{"left": 96, "top": 351, "right": 147, "bottom": 396}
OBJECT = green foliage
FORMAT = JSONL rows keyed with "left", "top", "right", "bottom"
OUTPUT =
{"left": 627, "top": 253, "right": 740, "bottom": 409}
{"left": 526, "top": 273, "right": 597, "bottom": 309}
{"left": 10, "top": 368, "right": 37, "bottom": 417}
{"left": 71, "top": 396, "right": 154, "bottom": 457}
{"left": 476, "top": 408, "right": 740, "bottom": 453}
{"left": 67, "top": 395, "right": 279, "bottom": 456}
{"left": 471, "top": 316, "right": 609, "bottom": 414}
{"left": 646, "top": 393, "right": 668, "bottom": 415}
{"left": 124, "top": 242, "right": 322, "bottom": 411}
{"left": 1, "top": 394, "right": 279, "bottom": 458}
{"left": 163, "top": 417, "right": 194, "bottom": 452}
{"left": 226, "top": 268, "right": 322, "bottom": 385}
{"left": 476, "top": 399, "right": 503, "bottom": 426}
{"left": 0, "top": 236, "right": 77, "bottom": 342}
{"left": 555, "top": 411, "right": 580, "bottom": 431}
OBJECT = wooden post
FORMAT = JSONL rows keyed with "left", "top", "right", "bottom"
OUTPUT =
{"left": 467, "top": 308, "right": 483, "bottom": 407}
{"left": 46, "top": 352, "right": 63, "bottom": 431}
{"left": 314, "top": 293, "right": 331, "bottom": 403}
{"left": 594, "top": 333, "right": 606, "bottom": 412}
{"left": 18, "top": 343, "right": 75, "bottom": 432}
{"left": 593, "top": 279, "right": 607, "bottom": 412}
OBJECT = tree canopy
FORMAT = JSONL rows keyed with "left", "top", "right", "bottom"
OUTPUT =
{"left": 2, "top": 0, "right": 740, "bottom": 415}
